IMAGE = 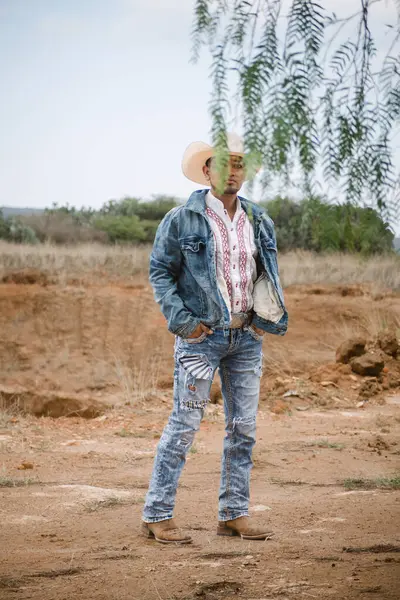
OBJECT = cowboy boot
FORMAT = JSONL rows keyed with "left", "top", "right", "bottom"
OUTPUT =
{"left": 141, "top": 518, "right": 192, "bottom": 544}
{"left": 217, "top": 516, "right": 274, "bottom": 540}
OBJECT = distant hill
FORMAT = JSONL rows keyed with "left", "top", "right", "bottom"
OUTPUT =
{"left": 394, "top": 237, "right": 400, "bottom": 252}
{"left": 1, "top": 206, "right": 45, "bottom": 218}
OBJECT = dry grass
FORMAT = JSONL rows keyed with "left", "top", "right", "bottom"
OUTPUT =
{"left": 279, "top": 251, "right": 400, "bottom": 290}
{"left": 0, "top": 241, "right": 151, "bottom": 285}
{"left": 112, "top": 353, "right": 162, "bottom": 404}
{"left": 329, "top": 308, "right": 400, "bottom": 350}
{"left": 1, "top": 242, "right": 399, "bottom": 288}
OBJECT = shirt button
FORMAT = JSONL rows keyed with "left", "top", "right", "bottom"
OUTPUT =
{"left": 236, "top": 283, "right": 239, "bottom": 287}
{"left": 233, "top": 245, "right": 236, "bottom": 250}
{"left": 236, "top": 301, "right": 239, "bottom": 306}
{"left": 233, "top": 264, "right": 236, "bottom": 269}
{"left": 231, "top": 228, "right": 234, "bottom": 232}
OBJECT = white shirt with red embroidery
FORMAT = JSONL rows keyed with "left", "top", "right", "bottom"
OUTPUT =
{"left": 205, "top": 190, "right": 258, "bottom": 317}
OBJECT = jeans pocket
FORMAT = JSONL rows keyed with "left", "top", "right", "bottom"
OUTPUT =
{"left": 184, "top": 332, "right": 207, "bottom": 344}
{"left": 247, "top": 325, "right": 264, "bottom": 342}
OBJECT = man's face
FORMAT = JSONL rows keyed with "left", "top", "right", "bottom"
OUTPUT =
{"left": 203, "top": 155, "right": 245, "bottom": 194}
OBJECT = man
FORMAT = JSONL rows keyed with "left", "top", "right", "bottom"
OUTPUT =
{"left": 142, "top": 133, "right": 288, "bottom": 544}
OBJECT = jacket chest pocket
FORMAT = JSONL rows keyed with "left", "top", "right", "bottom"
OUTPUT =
{"left": 180, "top": 237, "right": 207, "bottom": 268}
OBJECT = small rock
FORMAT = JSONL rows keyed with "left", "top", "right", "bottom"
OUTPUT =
{"left": 17, "top": 461, "right": 34, "bottom": 470}
{"left": 336, "top": 338, "right": 366, "bottom": 364}
{"left": 252, "top": 504, "right": 271, "bottom": 512}
{"left": 377, "top": 330, "right": 399, "bottom": 357}
{"left": 358, "top": 378, "right": 381, "bottom": 398}
{"left": 350, "top": 354, "right": 385, "bottom": 377}
{"left": 283, "top": 390, "right": 300, "bottom": 398}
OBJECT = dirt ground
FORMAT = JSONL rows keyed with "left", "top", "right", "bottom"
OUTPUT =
{"left": 0, "top": 278, "right": 400, "bottom": 599}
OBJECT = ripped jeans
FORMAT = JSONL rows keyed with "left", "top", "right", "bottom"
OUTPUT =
{"left": 142, "top": 326, "right": 263, "bottom": 523}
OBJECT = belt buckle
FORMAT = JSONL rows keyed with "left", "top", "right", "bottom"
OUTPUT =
{"left": 230, "top": 313, "right": 250, "bottom": 329}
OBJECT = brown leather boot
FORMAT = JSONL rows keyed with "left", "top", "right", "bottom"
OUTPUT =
{"left": 141, "top": 518, "right": 192, "bottom": 544}
{"left": 217, "top": 516, "right": 274, "bottom": 540}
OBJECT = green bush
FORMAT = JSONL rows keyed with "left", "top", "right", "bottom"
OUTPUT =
{"left": 93, "top": 215, "right": 147, "bottom": 243}
{"left": 8, "top": 219, "right": 39, "bottom": 244}
{"left": 135, "top": 196, "right": 179, "bottom": 221}
{"left": 0, "top": 211, "right": 39, "bottom": 244}
{"left": 140, "top": 220, "right": 160, "bottom": 243}
{"left": 0, "top": 210, "right": 10, "bottom": 240}
{"left": 2, "top": 195, "right": 393, "bottom": 253}
{"left": 262, "top": 196, "right": 394, "bottom": 255}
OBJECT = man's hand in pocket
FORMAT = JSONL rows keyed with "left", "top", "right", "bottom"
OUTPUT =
{"left": 187, "top": 323, "right": 213, "bottom": 339}
{"left": 251, "top": 324, "right": 265, "bottom": 337}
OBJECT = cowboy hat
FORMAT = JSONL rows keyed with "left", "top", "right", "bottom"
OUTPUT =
{"left": 182, "top": 132, "right": 246, "bottom": 186}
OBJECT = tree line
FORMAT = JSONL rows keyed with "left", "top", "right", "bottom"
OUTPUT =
{"left": 0, "top": 194, "right": 395, "bottom": 255}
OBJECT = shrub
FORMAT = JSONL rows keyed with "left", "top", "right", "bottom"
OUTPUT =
{"left": 263, "top": 196, "right": 394, "bottom": 255}
{"left": 93, "top": 215, "right": 147, "bottom": 243}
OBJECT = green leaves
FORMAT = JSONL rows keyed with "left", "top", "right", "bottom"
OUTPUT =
{"left": 192, "top": 0, "right": 400, "bottom": 223}
{"left": 262, "top": 195, "right": 394, "bottom": 254}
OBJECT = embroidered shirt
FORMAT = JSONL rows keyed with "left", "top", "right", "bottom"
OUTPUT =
{"left": 205, "top": 190, "right": 257, "bottom": 316}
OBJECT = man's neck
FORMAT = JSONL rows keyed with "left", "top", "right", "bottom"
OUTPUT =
{"left": 210, "top": 188, "right": 237, "bottom": 219}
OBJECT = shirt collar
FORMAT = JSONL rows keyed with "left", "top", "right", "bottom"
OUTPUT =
{"left": 206, "top": 190, "right": 242, "bottom": 220}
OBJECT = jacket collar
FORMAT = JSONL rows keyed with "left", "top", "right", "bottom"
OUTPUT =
{"left": 185, "top": 188, "right": 264, "bottom": 222}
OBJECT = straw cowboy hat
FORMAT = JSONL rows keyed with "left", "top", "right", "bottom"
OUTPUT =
{"left": 182, "top": 132, "right": 247, "bottom": 186}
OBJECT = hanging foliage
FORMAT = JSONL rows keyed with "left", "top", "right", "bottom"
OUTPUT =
{"left": 191, "top": 0, "right": 400, "bottom": 222}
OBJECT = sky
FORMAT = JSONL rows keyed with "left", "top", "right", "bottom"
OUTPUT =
{"left": 0, "top": 0, "right": 399, "bottom": 225}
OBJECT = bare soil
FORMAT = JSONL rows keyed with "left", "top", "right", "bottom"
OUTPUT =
{"left": 0, "top": 279, "right": 400, "bottom": 599}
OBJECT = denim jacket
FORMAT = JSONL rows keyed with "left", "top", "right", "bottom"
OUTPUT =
{"left": 149, "top": 189, "right": 288, "bottom": 338}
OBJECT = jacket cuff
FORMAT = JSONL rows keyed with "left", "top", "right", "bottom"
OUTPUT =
{"left": 252, "top": 312, "right": 288, "bottom": 336}
{"left": 172, "top": 318, "right": 202, "bottom": 339}
{"left": 251, "top": 314, "right": 268, "bottom": 332}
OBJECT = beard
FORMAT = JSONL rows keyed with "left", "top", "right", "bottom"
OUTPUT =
{"left": 223, "top": 183, "right": 239, "bottom": 194}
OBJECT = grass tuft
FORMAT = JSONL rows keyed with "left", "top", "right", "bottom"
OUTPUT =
{"left": 309, "top": 439, "right": 345, "bottom": 450}
{"left": 0, "top": 476, "right": 36, "bottom": 487}
{"left": 85, "top": 495, "right": 144, "bottom": 512}
{"left": 343, "top": 476, "right": 400, "bottom": 490}
{"left": 114, "top": 428, "right": 147, "bottom": 438}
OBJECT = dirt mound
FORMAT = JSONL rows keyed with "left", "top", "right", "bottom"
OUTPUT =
{"left": 0, "top": 385, "right": 108, "bottom": 418}
{"left": 2, "top": 268, "right": 49, "bottom": 286}
{"left": 336, "top": 337, "right": 367, "bottom": 364}
{"left": 378, "top": 330, "right": 399, "bottom": 357}
{"left": 350, "top": 353, "right": 385, "bottom": 377}
{"left": 0, "top": 280, "right": 399, "bottom": 410}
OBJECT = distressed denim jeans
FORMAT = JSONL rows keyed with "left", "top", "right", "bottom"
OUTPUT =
{"left": 143, "top": 326, "right": 263, "bottom": 523}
